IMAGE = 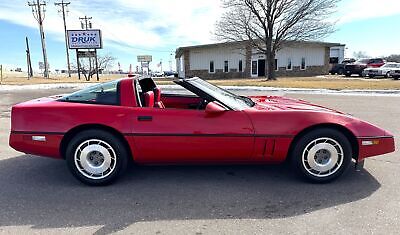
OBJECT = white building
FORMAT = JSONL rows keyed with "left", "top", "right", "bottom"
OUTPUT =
{"left": 176, "top": 40, "right": 345, "bottom": 79}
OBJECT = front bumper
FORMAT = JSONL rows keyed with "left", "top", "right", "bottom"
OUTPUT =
{"left": 357, "top": 136, "right": 395, "bottom": 161}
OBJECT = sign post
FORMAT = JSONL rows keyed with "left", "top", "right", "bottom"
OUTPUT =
{"left": 0, "top": 65, "right": 3, "bottom": 84}
{"left": 137, "top": 55, "right": 153, "bottom": 76}
{"left": 67, "top": 29, "right": 102, "bottom": 80}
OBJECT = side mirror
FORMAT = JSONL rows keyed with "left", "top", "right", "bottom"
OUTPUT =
{"left": 205, "top": 101, "right": 226, "bottom": 115}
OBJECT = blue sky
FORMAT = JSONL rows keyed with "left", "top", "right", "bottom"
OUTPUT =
{"left": 0, "top": 0, "right": 400, "bottom": 72}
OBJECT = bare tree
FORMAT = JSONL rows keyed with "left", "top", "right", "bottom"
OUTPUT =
{"left": 384, "top": 54, "right": 400, "bottom": 63}
{"left": 73, "top": 54, "right": 116, "bottom": 81}
{"left": 353, "top": 51, "right": 370, "bottom": 59}
{"left": 215, "top": 0, "right": 339, "bottom": 80}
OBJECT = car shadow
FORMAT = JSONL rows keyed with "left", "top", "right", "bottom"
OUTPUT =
{"left": 0, "top": 155, "right": 380, "bottom": 234}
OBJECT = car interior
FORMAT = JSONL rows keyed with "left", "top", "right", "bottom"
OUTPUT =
{"left": 135, "top": 77, "right": 205, "bottom": 110}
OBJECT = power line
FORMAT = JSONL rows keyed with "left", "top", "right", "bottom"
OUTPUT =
{"left": 55, "top": 0, "right": 71, "bottom": 77}
{"left": 28, "top": 0, "right": 49, "bottom": 78}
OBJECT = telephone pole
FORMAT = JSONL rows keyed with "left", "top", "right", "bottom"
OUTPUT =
{"left": 55, "top": 0, "right": 71, "bottom": 77}
{"left": 26, "top": 37, "right": 33, "bottom": 78}
{"left": 28, "top": 0, "right": 49, "bottom": 78}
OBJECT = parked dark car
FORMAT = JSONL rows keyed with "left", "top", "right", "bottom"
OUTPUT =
{"left": 344, "top": 58, "right": 385, "bottom": 77}
{"left": 329, "top": 59, "right": 356, "bottom": 75}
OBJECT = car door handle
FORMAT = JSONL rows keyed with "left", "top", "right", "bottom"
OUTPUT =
{"left": 138, "top": 116, "right": 153, "bottom": 121}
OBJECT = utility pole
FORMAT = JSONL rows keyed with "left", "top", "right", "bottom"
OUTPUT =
{"left": 26, "top": 37, "right": 33, "bottom": 79}
{"left": 55, "top": 0, "right": 71, "bottom": 77}
{"left": 79, "top": 16, "right": 99, "bottom": 81}
{"left": 28, "top": 0, "right": 49, "bottom": 78}
{"left": 79, "top": 16, "right": 92, "bottom": 30}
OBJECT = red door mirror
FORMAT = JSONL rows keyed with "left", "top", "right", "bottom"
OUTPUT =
{"left": 205, "top": 102, "right": 226, "bottom": 115}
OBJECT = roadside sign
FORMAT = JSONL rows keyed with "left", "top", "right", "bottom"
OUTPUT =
{"left": 39, "top": 62, "right": 44, "bottom": 70}
{"left": 77, "top": 51, "right": 97, "bottom": 58}
{"left": 67, "top": 29, "right": 103, "bottom": 49}
{"left": 137, "top": 55, "right": 152, "bottom": 62}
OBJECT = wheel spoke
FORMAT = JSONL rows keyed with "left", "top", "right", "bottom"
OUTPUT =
{"left": 302, "top": 137, "right": 344, "bottom": 178}
{"left": 74, "top": 139, "right": 117, "bottom": 180}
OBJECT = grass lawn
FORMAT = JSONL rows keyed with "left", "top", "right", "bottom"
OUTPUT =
{"left": 1, "top": 72, "right": 400, "bottom": 90}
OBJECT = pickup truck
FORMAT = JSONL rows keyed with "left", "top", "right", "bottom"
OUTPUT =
{"left": 344, "top": 58, "right": 385, "bottom": 77}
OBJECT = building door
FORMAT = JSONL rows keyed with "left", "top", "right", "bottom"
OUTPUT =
{"left": 258, "top": 59, "right": 266, "bottom": 77}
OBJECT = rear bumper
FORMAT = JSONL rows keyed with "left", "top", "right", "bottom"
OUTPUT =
{"left": 9, "top": 132, "right": 63, "bottom": 159}
{"left": 357, "top": 136, "right": 395, "bottom": 162}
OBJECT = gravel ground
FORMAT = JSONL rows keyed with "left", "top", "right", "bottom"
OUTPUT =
{"left": 0, "top": 88, "right": 398, "bottom": 235}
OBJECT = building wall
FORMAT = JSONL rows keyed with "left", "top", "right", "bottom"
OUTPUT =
{"left": 180, "top": 43, "right": 333, "bottom": 79}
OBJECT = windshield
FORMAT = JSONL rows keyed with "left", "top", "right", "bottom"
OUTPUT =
{"left": 179, "top": 78, "right": 255, "bottom": 110}
{"left": 58, "top": 80, "right": 120, "bottom": 105}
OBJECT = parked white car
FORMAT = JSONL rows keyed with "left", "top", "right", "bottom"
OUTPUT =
{"left": 390, "top": 67, "right": 400, "bottom": 80}
{"left": 363, "top": 62, "right": 400, "bottom": 78}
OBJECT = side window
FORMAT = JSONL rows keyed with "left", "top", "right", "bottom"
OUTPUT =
{"left": 209, "top": 61, "right": 215, "bottom": 73}
{"left": 59, "top": 80, "right": 120, "bottom": 105}
{"left": 224, "top": 60, "right": 229, "bottom": 73}
{"left": 287, "top": 58, "right": 292, "bottom": 70}
{"left": 301, "top": 57, "right": 306, "bottom": 70}
{"left": 252, "top": 61, "right": 258, "bottom": 75}
{"left": 239, "top": 60, "right": 243, "bottom": 72}
{"left": 275, "top": 59, "right": 278, "bottom": 71}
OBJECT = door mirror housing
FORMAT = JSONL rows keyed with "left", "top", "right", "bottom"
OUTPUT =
{"left": 205, "top": 101, "right": 226, "bottom": 115}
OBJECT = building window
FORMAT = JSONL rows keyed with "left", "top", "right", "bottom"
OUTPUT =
{"left": 209, "top": 61, "right": 215, "bottom": 73}
{"left": 180, "top": 56, "right": 184, "bottom": 72}
{"left": 301, "top": 57, "right": 306, "bottom": 70}
{"left": 239, "top": 60, "right": 243, "bottom": 72}
{"left": 287, "top": 58, "right": 292, "bottom": 70}
{"left": 224, "top": 60, "right": 229, "bottom": 73}
{"left": 274, "top": 59, "right": 278, "bottom": 71}
{"left": 252, "top": 61, "right": 257, "bottom": 75}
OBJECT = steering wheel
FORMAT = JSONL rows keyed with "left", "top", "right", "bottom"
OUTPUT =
{"left": 197, "top": 99, "right": 209, "bottom": 110}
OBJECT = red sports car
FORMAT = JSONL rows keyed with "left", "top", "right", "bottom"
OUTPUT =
{"left": 9, "top": 77, "right": 395, "bottom": 185}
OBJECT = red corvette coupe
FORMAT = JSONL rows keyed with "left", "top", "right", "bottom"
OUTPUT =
{"left": 9, "top": 77, "right": 395, "bottom": 185}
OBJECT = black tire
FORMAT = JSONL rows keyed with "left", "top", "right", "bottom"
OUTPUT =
{"left": 385, "top": 72, "right": 391, "bottom": 78}
{"left": 290, "top": 128, "right": 352, "bottom": 183}
{"left": 394, "top": 76, "right": 399, "bottom": 80}
{"left": 345, "top": 73, "right": 351, "bottom": 77}
{"left": 338, "top": 68, "right": 344, "bottom": 75}
{"left": 66, "top": 129, "right": 129, "bottom": 186}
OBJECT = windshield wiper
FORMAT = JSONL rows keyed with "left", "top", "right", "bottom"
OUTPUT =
{"left": 238, "top": 96, "right": 255, "bottom": 107}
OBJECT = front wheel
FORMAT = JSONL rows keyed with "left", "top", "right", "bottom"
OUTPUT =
{"left": 291, "top": 128, "right": 352, "bottom": 183}
{"left": 66, "top": 130, "right": 129, "bottom": 186}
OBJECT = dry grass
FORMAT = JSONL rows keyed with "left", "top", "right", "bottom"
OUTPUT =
{"left": 156, "top": 75, "right": 400, "bottom": 90}
{"left": 1, "top": 72, "right": 400, "bottom": 90}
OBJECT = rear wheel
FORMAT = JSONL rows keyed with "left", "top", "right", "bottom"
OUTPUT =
{"left": 66, "top": 129, "right": 129, "bottom": 186}
{"left": 291, "top": 128, "right": 352, "bottom": 183}
{"left": 385, "top": 72, "right": 391, "bottom": 78}
{"left": 338, "top": 68, "right": 344, "bottom": 75}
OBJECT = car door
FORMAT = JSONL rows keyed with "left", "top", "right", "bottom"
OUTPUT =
{"left": 130, "top": 107, "right": 255, "bottom": 163}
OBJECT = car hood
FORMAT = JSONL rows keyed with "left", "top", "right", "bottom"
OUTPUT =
{"left": 250, "top": 96, "right": 344, "bottom": 114}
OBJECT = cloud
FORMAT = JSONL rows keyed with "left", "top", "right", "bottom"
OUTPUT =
{"left": 336, "top": 0, "right": 400, "bottom": 24}
{"left": 0, "top": 0, "right": 223, "bottom": 53}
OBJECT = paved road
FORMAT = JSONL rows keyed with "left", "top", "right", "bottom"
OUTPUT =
{"left": 0, "top": 88, "right": 398, "bottom": 235}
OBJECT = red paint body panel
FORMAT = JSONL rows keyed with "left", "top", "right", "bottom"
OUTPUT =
{"left": 9, "top": 133, "right": 63, "bottom": 159}
{"left": 358, "top": 137, "right": 396, "bottom": 161}
{"left": 9, "top": 78, "right": 395, "bottom": 167}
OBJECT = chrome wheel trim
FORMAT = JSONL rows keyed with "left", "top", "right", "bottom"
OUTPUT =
{"left": 74, "top": 139, "right": 117, "bottom": 180}
{"left": 302, "top": 137, "right": 344, "bottom": 178}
